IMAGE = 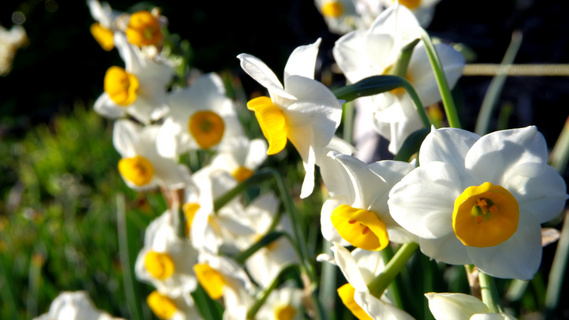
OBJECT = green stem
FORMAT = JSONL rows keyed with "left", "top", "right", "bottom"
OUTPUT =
{"left": 420, "top": 28, "right": 461, "bottom": 129}
{"left": 478, "top": 272, "right": 504, "bottom": 313}
{"left": 545, "top": 212, "right": 569, "bottom": 319}
{"left": 332, "top": 75, "right": 431, "bottom": 129}
{"left": 390, "top": 38, "right": 420, "bottom": 78}
{"left": 367, "top": 242, "right": 419, "bottom": 298}
{"left": 379, "top": 246, "right": 404, "bottom": 309}
{"left": 246, "top": 264, "right": 300, "bottom": 319}
{"left": 232, "top": 231, "right": 289, "bottom": 265}
{"left": 475, "top": 31, "right": 523, "bottom": 135}
{"left": 116, "top": 194, "right": 144, "bottom": 320}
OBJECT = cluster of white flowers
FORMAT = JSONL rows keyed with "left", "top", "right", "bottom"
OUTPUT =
{"left": 38, "top": 1, "right": 568, "bottom": 319}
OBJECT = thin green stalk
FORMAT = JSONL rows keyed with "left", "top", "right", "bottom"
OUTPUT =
{"left": 367, "top": 242, "right": 419, "bottom": 298}
{"left": 420, "top": 28, "right": 461, "bottom": 129}
{"left": 390, "top": 38, "right": 420, "bottom": 78}
{"left": 0, "top": 253, "right": 18, "bottom": 320}
{"left": 26, "top": 252, "right": 42, "bottom": 318}
{"left": 379, "top": 245, "right": 404, "bottom": 309}
{"left": 478, "top": 272, "right": 504, "bottom": 313}
{"left": 545, "top": 212, "right": 569, "bottom": 319}
{"left": 550, "top": 116, "right": 569, "bottom": 175}
{"left": 475, "top": 31, "right": 523, "bottom": 135}
{"left": 116, "top": 194, "right": 143, "bottom": 320}
{"left": 319, "top": 240, "right": 337, "bottom": 320}
{"left": 343, "top": 100, "right": 354, "bottom": 145}
{"left": 247, "top": 264, "right": 300, "bottom": 319}
{"left": 232, "top": 231, "right": 289, "bottom": 265}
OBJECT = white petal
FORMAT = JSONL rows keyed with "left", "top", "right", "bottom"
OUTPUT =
{"left": 465, "top": 126, "right": 548, "bottom": 183}
{"left": 321, "top": 196, "right": 353, "bottom": 245}
{"left": 237, "top": 53, "right": 294, "bottom": 100}
{"left": 284, "top": 38, "right": 320, "bottom": 84}
{"left": 420, "top": 127, "right": 479, "bottom": 172}
{"left": 93, "top": 93, "right": 126, "bottom": 120}
{"left": 112, "top": 119, "right": 140, "bottom": 157}
{"left": 333, "top": 30, "right": 377, "bottom": 82}
{"left": 504, "top": 164, "right": 568, "bottom": 223}
{"left": 419, "top": 235, "right": 472, "bottom": 266}
{"left": 332, "top": 243, "right": 369, "bottom": 292}
{"left": 389, "top": 161, "right": 461, "bottom": 239}
{"left": 355, "top": 291, "right": 415, "bottom": 320}
{"left": 425, "top": 292, "right": 489, "bottom": 320}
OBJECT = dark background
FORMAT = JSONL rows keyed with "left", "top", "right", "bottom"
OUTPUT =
{"left": 1, "top": 0, "right": 569, "bottom": 143}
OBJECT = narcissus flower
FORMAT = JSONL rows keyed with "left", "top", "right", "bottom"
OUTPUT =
{"left": 238, "top": 38, "right": 344, "bottom": 198}
{"left": 113, "top": 120, "right": 189, "bottom": 190}
{"left": 156, "top": 73, "right": 243, "bottom": 157}
{"left": 34, "top": 291, "right": 123, "bottom": 320}
{"left": 320, "top": 150, "right": 416, "bottom": 250}
{"left": 389, "top": 126, "right": 568, "bottom": 279}
{"left": 146, "top": 290, "right": 201, "bottom": 320}
{"left": 380, "top": 0, "right": 441, "bottom": 27}
{"left": 87, "top": 0, "right": 122, "bottom": 51}
{"left": 135, "top": 211, "right": 198, "bottom": 297}
{"left": 333, "top": 4, "right": 464, "bottom": 154}
{"left": 319, "top": 243, "right": 415, "bottom": 320}
{"left": 425, "top": 292, "right": 517, "bottom": 320}
{"left": 314, "top": 0, "right": 360, "bottom": 34}
{"left": 209, "top": 136, "right": 268, "bottom": 183}
{"left": 126, "top": 10, "right": 163, "bottom": 47}
{"left": 94, "top": 33, "right": 173, "bottom": 124}
{"left": 256, "top": 285, "right": 304, "bottom": 320}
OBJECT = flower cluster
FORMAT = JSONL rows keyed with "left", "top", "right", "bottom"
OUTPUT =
{"left": 38, "top": 1, "right": 568, "bottom": 319}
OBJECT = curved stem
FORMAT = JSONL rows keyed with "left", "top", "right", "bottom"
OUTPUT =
{"left": 479, "top": 272, "right": 504, "bottom": 313}
{"left": 420, "top": 28, "right": 461, "bottom": 129}
{"left": 367, "top": 242, "right": 419, "bottom": 298}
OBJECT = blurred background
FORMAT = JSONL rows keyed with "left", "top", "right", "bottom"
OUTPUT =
{"left": 1, "top": 0, "right": 568, "bottom": 319}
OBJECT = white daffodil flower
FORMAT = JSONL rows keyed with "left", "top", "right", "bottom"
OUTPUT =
{"left": 187, "top": 166, "right": 256, "bottom": 255}
{"left": 135, "top": 210, "right": 198, "bottom": 298}
{"left": 146, "top": 290, "right": 202, "bottom": 320}
{"left": 232, "top": 192, "right": 299, "bottom": 288}
{"left": 314, "top": 0, "right": 360, "bottom": 34}
{"left": 425, "top": 292, "right": 518, "bottom": 320}
{"left": 112, "top": 119, "right": 190, "bottom": 191}
{"left": 256, "top": 285, "right": 304, "bottom": 320}
{"left": 333, "top": 4, "right": 464, "bottom": 154}
{"left": 238, "top": 38, "right": 344, "bottom": 198}
{"left": 209, "top": 136, "right": 268, "bottom": 183}
{"left": 94, "top": 33, "right": 173, "bottom": 124}
{"left": 156, "top": 72, "right": 244, "bottom": 157}
{"left": 389, "top": 126, "right": 568, "bottom": 280}
{"left": 194, "top": 251, "right": 255, "bottom": 307}
{"left": 320, "top": 150, "right": 416, "bottom": 251}
{"left": 34, "top": 291, "right": 123, "bottom": 320}
{"left": 87, "top": 0, "right": 122, "bottom": 51}
{"left": 326, "top": 243, "right": 415, "bottom": 320}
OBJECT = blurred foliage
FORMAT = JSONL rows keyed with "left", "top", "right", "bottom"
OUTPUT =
{"left": 0, "top": 106, "right": 165, "bottom": 319}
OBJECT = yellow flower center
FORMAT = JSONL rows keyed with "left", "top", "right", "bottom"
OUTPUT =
{"left": 322, "top": 1, "right": 344, "bottom": 18}
{"left": 104, "top": 66, "right": 139, "bottom": 106}
{"left": 90, "top": 23, "right": 114, "bottom": 51}
{"left": 118, "top": 155, "right": 154, "bottom": 186}
{"left": 126, "top": 10, "right": 163, "bottom": 47}
{"left": 144, "top": 251, "right": 175, "bottom": 280}
{"left": 183, "top": 202, "right": 200, "bottom": 236}
{"left": 232, "top": 166, "right": 254, "bottom": 182}
{"left": 452, "top": 182, "right": 519, "bottom": 248}
{"left": 147, "top": 291, "right": 177, "bottom": 320}
{"left": 194, "top": 263, "right": 227, "bottom": 300}
{"left": 337, "top": 283, "right": 373, "bottom": 320}
{"left": 274, "top": 304, "right": 296, "bottom": 320}
{"left": 188, "top": 110, "right": 225, "bottom": 149}
{"left": 330, "top": 204, "right": 389, "bottom": 251}
{"left": 394, "top": 0, "right": 421, "bottom": 9}
{"left": 247, "top": 96, "right": 288, "bottom": 155}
